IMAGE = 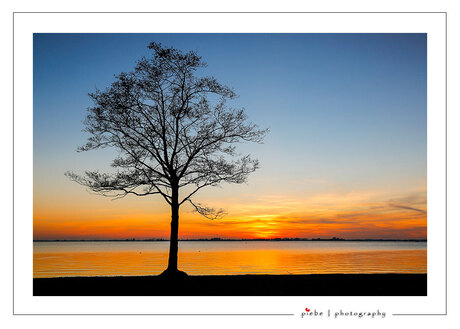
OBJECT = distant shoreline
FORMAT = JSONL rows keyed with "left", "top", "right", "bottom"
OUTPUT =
{"left": 33, "top": 273, "right": 427, "bottom": 296}
{"left": 34, "top": 238, "right": 427, "bottom": 242}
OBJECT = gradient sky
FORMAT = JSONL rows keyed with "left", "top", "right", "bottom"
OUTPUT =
{"left": 33, "top": 33, "right": 427, "bottom": 240}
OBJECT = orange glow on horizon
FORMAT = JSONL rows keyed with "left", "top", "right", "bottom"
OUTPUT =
{"left": 34, "top": 190, "right": 427, "bottom": 240}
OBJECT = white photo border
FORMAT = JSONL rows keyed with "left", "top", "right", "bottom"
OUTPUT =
{"left": 13, "top": 12, "right": 447, "bottom": 317}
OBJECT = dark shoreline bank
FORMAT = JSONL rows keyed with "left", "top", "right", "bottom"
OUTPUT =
{"left": 33, "top": 273, "right": 427, "bottom": 296}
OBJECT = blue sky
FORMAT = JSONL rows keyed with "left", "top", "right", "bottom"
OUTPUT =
{"left": 33, "top": 33, "right": 427, "bottom": 239}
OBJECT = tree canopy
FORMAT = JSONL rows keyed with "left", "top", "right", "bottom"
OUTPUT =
{"left": 66, "top": 42, "right": 268, "bottom": 275}
{"left": 67, "top": 42, "right": 267, "bottom": 218}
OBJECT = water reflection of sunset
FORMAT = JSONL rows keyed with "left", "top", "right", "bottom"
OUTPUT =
{"left": 33, "top": 241, "right": 427, "bottom": 278}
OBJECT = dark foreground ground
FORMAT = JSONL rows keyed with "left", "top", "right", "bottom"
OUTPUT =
{"left": 33, "top": 273, "right": 426, "bottom": 296}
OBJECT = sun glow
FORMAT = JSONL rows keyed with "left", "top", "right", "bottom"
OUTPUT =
{"left": 34, "top": 188, "right": 427, "bottom": 240}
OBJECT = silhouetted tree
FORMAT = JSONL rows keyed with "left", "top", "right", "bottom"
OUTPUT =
{"left": 66, "top": 42, "right": 268, "bottom": 278}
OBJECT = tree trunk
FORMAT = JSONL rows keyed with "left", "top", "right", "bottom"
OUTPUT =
{"left": 167, "top": 185, "right": 179, "bottom": 271}
{"left": 159, "top": 184, "right": 187, "bottom": 278}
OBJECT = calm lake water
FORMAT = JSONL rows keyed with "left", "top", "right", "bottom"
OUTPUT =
{"left": 33, "top": 241, "right": 427, "bottom": 278}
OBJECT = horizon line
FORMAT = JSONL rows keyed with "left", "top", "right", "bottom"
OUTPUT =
{"left": 33, "top": 238, "right": 427, "bottom": 242}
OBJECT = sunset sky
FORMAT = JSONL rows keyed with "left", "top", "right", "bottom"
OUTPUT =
{"left": 33, "top": 33, "right": 427, "bottom": 240}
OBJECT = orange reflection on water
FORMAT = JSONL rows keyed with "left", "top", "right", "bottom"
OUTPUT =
{"left": 33, "top": 241, "right": 426, "bottom": 278}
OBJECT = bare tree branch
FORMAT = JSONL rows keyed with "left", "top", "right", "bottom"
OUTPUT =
{"left": 68, "top": 41, "right": 268, "bottom": 220}
{"left": 188, "top": 199, "right": 227, "bottom": 220}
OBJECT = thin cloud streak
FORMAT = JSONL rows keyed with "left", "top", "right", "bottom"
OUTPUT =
{"left": 388, "top": 203, "right": 427, "bottom": 214}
